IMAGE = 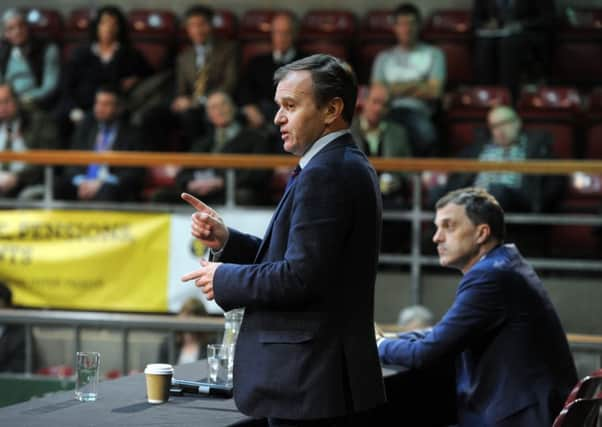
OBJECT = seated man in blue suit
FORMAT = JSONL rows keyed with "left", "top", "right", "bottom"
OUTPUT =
{"left": 376, "top": 187, "right": 577, "bottom": 427}
{"left": 181, "top": 54, "right": 386, "bottom": 426}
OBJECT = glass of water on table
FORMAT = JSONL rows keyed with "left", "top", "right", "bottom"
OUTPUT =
{"left": 75, "top": 351, "right": 100, "bottom": 401}
{"left": 207, "top": 344, "right": 234, "bottom": 386}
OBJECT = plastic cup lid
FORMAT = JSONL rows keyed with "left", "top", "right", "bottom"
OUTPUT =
{"left": 144, "top": 363, "right": 174, "bottom": 374}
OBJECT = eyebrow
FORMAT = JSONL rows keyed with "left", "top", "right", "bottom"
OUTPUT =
{"left": 275, "top": 95, "right": 295, "bottom": 104}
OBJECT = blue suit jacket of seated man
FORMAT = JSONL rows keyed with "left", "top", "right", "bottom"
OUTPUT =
{"left": 379, "top": 243, "right": 577, "bottom": 427}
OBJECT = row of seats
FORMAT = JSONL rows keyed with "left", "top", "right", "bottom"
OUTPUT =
{"left": 442, "top": 85, "right": 602, "bottom": 159}
{"left": 553, "top": 368, "right": 601, "bottom": 427}
{"left": 422, "top": 85, "right": 602, "bottom": 259}
{"left": 17, "top": 7, "right": 602, "bottom": 84}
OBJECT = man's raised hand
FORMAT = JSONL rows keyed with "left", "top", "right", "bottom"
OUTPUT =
{"left": 181, "top": 193, "right": 229, "bottom": 251}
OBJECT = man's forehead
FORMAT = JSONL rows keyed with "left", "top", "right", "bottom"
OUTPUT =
{"left": 435, "top": 203, "right": 466, "bottom": 223}
{"left": 275, "top": 71, "right": 312, "bottom": 100}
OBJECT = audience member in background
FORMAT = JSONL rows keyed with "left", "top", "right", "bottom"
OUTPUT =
{"left": 430, "top": 105, "right": 564, "bottom": 213}
{"left": 0, "top": 282, "right": 26, "bottom": 373}
{"left": 371, "top": 3, "right": 445, "bottom": 157}
{"left": 397, "top": 304, "right": 434, "bottom": 331}
{"left": 0, "top": 9, "right": 60, "bottom": 111}
{"left": 158, "top": 297, "right": 209, "bottom": 365}
{"left": 54, "top": 85, "right": 144, "bottom": 202}
{"left": 57, "top": 5, "right": 152, "bottom": 143}
{"left": 473, "top": 0, "right": 556, "bottom": 98}
{"left": 0, "top": 83, "right": 58, "bottom": 199}
{"left": 376, "top": 188, "right": 577, "bottom": 426}
{"left": 351, "top": 83, "right": 411, "bottom": 204}
{"left": 154, "top": 91, "right": 272, "bottom": 205}
{"left": 238, "top": 12, "right": 305, "bottom": 131}
{"left": 171, "top": 5, "right": 238, "bottom": 149}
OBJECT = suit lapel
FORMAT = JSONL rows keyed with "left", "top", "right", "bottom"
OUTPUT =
{"left": 253, "top": 135, "right": 354, "bottom": 262}
{"left": 254, "top": 181, "right": 294, "bottom": 262}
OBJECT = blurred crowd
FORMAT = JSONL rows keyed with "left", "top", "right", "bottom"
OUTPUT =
{"left": 0, "top": 2, "right": 595, "bottom": 214}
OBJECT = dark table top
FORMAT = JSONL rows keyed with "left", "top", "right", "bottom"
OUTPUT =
{"left": 0, "top": 362, "right": 417, "bottom": 427}
{"left": 0, "top": 361, "right": 250, "bottom": 427}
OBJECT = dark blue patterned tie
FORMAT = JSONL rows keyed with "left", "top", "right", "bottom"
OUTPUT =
{"left": 285, "top": 165, "right": 301, "bottom": 190}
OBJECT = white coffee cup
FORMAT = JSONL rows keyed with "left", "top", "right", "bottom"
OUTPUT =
{"left": 144, "top": 363, "right": 174, "bottom": 404}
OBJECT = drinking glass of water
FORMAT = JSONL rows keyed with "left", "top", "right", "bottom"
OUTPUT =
{"left": 207, "top": 344, "right": 233, "bottom": 386}
{"left": 75, "top": 351, "right": 100, "bottom": 401}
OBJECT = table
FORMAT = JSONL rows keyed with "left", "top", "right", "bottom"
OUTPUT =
{"left": 0, "top": 360, "right": 456, "bottom": 426}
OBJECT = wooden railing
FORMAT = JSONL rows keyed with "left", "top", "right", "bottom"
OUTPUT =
{"left": 2, "top": 150, "right": 602, "bottom": 174}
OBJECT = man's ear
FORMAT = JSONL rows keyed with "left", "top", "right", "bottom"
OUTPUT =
{"left": 476, "top": 224, "right": 491, "bottom": 245}
{"left": 323, "top": 97, "right": 344, "bottom": 125}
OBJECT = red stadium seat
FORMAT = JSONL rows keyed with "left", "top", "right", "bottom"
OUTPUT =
{"left": 241, "top": 41, "right": 273, "bottom": 70}
{"left": 517, "top": 86, "right": 583, "bottom": 158}
{"left": 585, "top": 88, "right": 602, "bottom": 159}
{"left": 212, "top": 9, "right": 238, "bottom": 40}
{"left": 128, "top": 9, "right": 177, "bottom": 71}
{"left": 360, "top": 9, "right": 396, "bottom": 42}
{"left": 239, "top": 10, "right": 294, "bottom": 69}
{"left": 421, "top": 9, "right": 472, "bottom": 39}
{"left": 63, "top": 8, "right": 95, "bottom": 60}
{"left": 299, "top": 10, "right": 357, "bottom": 61}
{"left": 443, "top": 86, "right": 511, "bottom": 155}
{"left": 354, "top": 9, "right": 397, "bottom": 83}
{"left": 142, "top": 165, "right": 180, "bottom": 201}
{"left": 552, "top": 395, "right": 602, "bottom": 427}
{"left": 564, "top": 370, "right": 602, "bottom": 406}
{"left": 551, "top": 8, "right": 602, "bottom": 86}
{"left": 20, "top": 8, "right": 64, "bottom": 43}
{"left": 354, "top": 41, "right": 395, "bottom": 84}
{"left": 300, "top": 9, "right": 356, "bottom": 39}
{"left": 298, "top": 40, "right": 349, "bottom": 61}
{"left": 240, "top": 9, "right": 292, "bottom": 40}
{"left": 421, "top": 10, "right": 473, "bottom": 86}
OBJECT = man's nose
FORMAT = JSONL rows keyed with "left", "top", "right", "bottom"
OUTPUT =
{"left": 274, "top": 109, "right": 285, "bottom": 126}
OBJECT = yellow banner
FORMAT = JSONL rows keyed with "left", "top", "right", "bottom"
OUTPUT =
{"left": 0, "top": 210, "right": 170, "bottom": 312}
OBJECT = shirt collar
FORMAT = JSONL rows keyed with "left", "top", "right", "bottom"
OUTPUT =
{"left": 299, "top": 129, "right": 349, "bottom": 169}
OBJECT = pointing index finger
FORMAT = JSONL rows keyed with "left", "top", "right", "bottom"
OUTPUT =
{"left": 181, "top": 192, "right": 212, "bottom": 213}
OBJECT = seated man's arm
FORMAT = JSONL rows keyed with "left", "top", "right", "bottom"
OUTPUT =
{"left": 379, "top": 278, "right": 505, "bottom": 368}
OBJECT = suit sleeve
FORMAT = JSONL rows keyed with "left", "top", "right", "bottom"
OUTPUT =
{"left": 379, "top": 278, "right": 506, "bottom": 368}
{"left": 213, "top": 164, "right": 347, "bottom": 311}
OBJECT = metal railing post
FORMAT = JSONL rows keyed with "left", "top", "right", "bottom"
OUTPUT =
{"left": 25, "top": 324, "right": 33, "bottom": 374}
{"left": 225, "top": 169, "right": 236, "bottom": 208}
{"left": 75, "top": 325, "right": 82, "bottom": 352}
{"left": 410, "top": 172, "right": 423, "bottom": 305}
{"left": 168, "top": 331, "right": 176, "bottom": 365}
{"left": 43, "top": 165, "right": 54, "bottom": 209}
{"left": 122, "top": 329, "right": 129, "bottom": 375}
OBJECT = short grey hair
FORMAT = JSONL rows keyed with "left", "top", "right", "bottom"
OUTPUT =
{"left": 2, "top": 8, "right": 25, "bottom": 28}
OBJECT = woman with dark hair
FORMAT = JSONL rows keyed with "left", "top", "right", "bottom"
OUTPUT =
{"left": 56, "top": 5, "right": 151, "bottom": 142}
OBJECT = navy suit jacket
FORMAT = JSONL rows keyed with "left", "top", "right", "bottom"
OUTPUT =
{"left": 379, "top": 244, "right": 577, "bottom": 426}
{"left": 213, "top": 133, "right": 386, "bottom": 419}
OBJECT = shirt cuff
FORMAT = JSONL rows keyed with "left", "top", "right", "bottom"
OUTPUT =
{"left": 209, "top": 236, "right": 229, "bottom": 261}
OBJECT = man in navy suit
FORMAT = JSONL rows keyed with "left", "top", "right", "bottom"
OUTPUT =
{"left": 181, "top": 54, "right": 386, "bottom": 426}
{"left": 377, "top": 187, "right": 577, "bottom": 426}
